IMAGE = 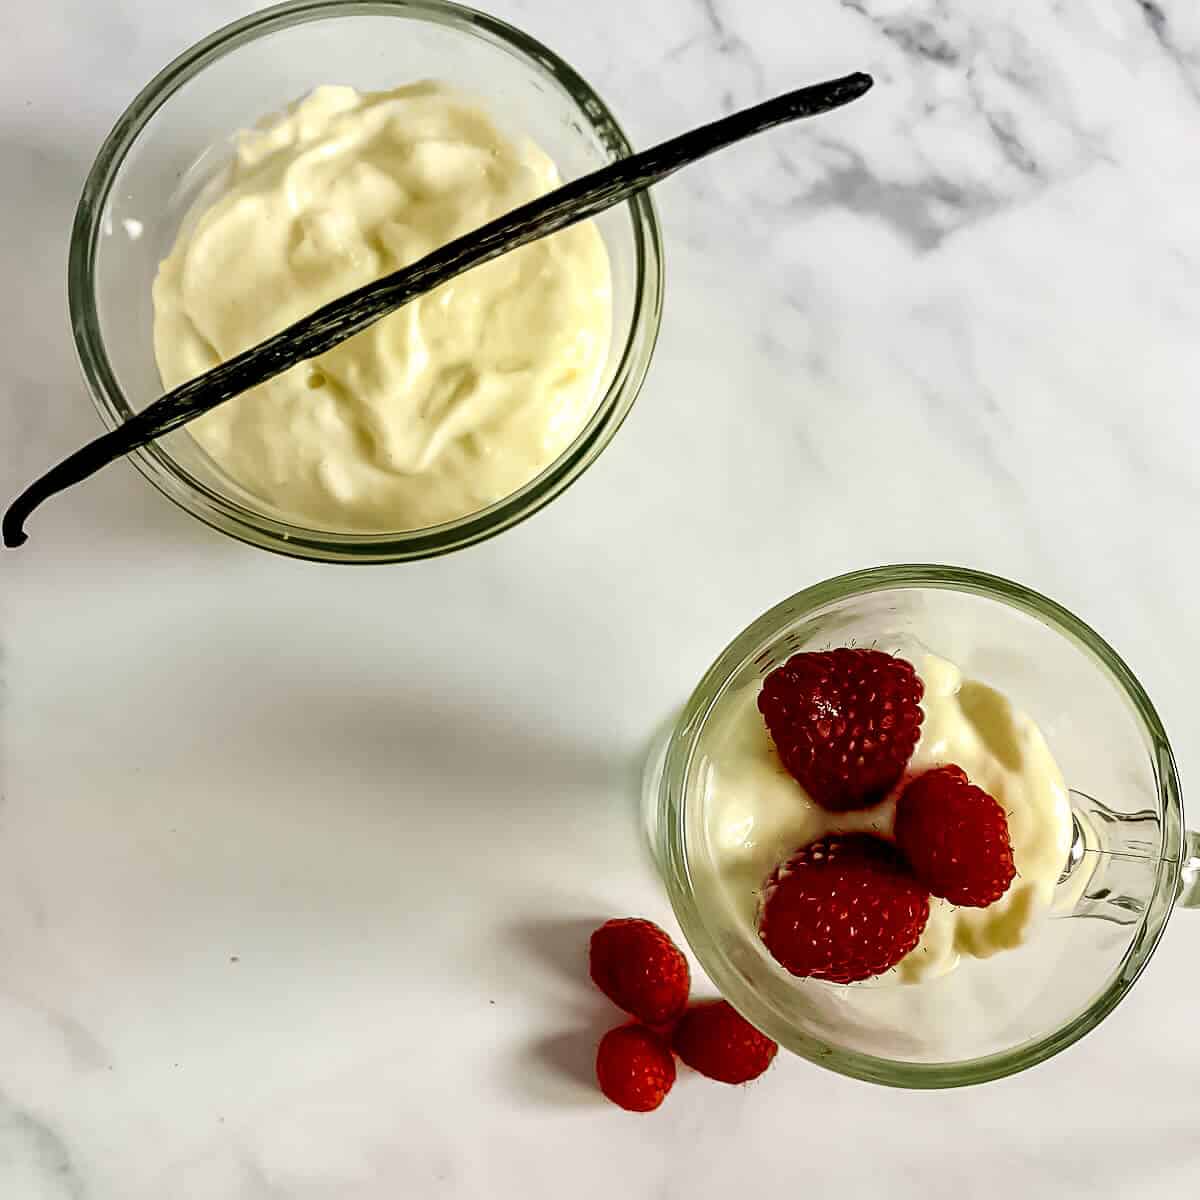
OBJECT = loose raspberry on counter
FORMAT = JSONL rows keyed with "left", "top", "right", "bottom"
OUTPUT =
{"left": 673, "top": 1000, "right": 777, "bottom": 1084}
{"left": 759, "top": 834, "right": 930, "bottom": 983}
{"left": 894, "top": 765, "right": 1017, "bottom": 907}
{"left": 595, "top": 1024, "right": 677, "bottom": 1112}
{"left": 589, "top": 918, "right": 691, "bottom": 1025}
{"left": 757, "top": 648, "right": 925, "bottom": 811}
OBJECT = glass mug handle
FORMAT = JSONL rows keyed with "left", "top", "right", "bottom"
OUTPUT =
{"left": 1060, "top": 795, "right": 1200, "bottom": 919}
{"left": 1181, "top": 831, "right": 1200, "bottom": 909}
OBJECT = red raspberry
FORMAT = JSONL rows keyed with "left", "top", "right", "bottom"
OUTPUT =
{"left": 595, "top": 1024, "right": 676, "bottom": 1112}
{"left": 589, "top": 919, "right": 690, "bottom": 1025}
{"left": 673, "top": 1000, "right": 778, "bottom": 1084}
{"left": 759, "top": 834, "right": 930, "bottom": 983}
{"left": 894, "top": 765, "right": 1016, "bottom": 907}
{"left": 758, "top": 648, "right": 924, "bottom": 811}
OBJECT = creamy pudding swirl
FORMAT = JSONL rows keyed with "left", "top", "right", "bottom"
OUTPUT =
{"left": 152, "top": 83, "right": 612, "bottom": 532}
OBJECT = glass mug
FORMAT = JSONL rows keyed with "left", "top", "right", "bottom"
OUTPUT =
{"left": 647, "top": 565, "right": 1198, "bottom": 1088}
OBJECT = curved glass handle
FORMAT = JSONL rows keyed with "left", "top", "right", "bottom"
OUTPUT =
{"left": 1180, "top": 831, "right": 1200, "bottom": 910}
{"left": 1058, "top": 796, "right": 1200, "bottom": 922}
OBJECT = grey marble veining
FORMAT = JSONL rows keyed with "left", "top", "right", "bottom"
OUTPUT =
{"left": 0, "top": 1092, "right": 84, "bottom": 1200}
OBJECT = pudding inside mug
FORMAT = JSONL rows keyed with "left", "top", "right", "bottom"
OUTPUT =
{"left": 648, "top": 565, "right": 1198, "bottom": 1088}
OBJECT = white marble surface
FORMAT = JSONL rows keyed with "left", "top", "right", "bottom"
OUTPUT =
{"left": 3, "top": 0, "right": 1200, "bottom": 1195}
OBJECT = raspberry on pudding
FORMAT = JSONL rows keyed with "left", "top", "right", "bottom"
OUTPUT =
{"left": 758, "top": 649, "right": 925, "bottom": 811}
{"left": 895, "top": 765, "right": 1017, "bottom": 907}
{"left": 759, "top": 834, "right": 930, "bottom": 983}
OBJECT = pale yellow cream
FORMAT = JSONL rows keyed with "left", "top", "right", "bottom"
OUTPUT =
{"left": 152, "top": 83, "right": 612, "bottom": 531}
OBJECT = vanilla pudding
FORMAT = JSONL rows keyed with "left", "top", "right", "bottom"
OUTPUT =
{"left": 152, "top": 83, "right": 612, "bottom": 532}
{"left": 700, "top": 649, "right": 1074, "bottom": 983}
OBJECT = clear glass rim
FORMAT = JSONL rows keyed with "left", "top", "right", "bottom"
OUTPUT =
{"left": 658, "top": 563, "right": 1185, "bottom": 1088}
{"left": 68, "top": 0, "right": 664, "bottom": 564}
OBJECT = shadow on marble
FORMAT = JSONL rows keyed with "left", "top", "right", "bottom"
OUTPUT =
{"left": 227, "top": 688, "right": 622, "bottom": 806}
{"left": 31, "top": 671, "right": 630, "bottom": 955}
{"left": 505, "top": 916, "right": 608, "bottom": 985}
{"left": 499, "top": 916, "right": 617, "bottom": 1107}
{"left": 513, "top": 1019, "right": 615, "bottom": 1108}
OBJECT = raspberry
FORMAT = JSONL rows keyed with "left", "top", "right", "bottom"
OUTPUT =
{"left": 673, "top": 1000, "right": 777, "bottom": 1084}
{"left": 759, "top": 834, "right": 930, "bottom": 983}
{"left": 595, "top": 1024, "right": 676, "bottom": 1112}
{"left": 589, "top": 918, "right": 690, "bottom": 1025}
{"left": 758, "top": 648, "right": 924, "bottom": 811}
{"left": 894, "top": 765, "right": 1016, "bottom": 907}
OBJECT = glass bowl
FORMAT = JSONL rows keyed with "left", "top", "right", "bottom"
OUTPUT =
{"left": 68, "top": 0, "right": 663, "bottom": 563}
{"left": 648, "top": 564, "right": 1198, "bottom": 1087}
